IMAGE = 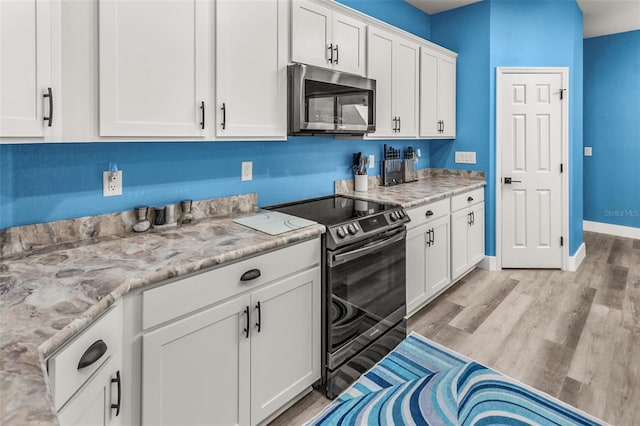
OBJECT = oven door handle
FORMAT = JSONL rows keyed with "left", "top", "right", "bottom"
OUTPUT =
{"left": 329, "top": 229, "right": 406, "bottom": 267}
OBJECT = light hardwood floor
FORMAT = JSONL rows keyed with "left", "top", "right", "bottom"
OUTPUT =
{"left": 269, "top": 231, "right": 640, "bottom": 425}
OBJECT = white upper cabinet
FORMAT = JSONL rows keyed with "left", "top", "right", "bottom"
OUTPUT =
{"left": 419, "top": 47, "right": 456, "bottom": 138}
{"left": 291, "top": 0, "right": 366, "bottom": 76}
{"left": 0, "top": 0, "right": 58, "bottom": 139}
{"left": 216, "top": 0, "right": 286, "bottom": 139}
{"left": 367, "top": 27, "right": 419, "bottom": 138}
{"left": 99, "top": 0, "right": 210, "bottom": 137}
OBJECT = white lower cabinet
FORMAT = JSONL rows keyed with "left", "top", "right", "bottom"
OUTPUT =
{"left": 406, "top": 199, "right": 451, "bottom": 315}
{"left": 141, "top": 240, "right": 321, "bottom": 426}
{"left": 57, "top": 356, "right": 122, "bottom": 426}
{"left": 142, "top": 294, "right": 251, "bottom": 426}
{"left": 48, "top": 303, "right": 124, "bottom": 426}
{"left": 451, "top": 189, "right": 485, "bottom": 281}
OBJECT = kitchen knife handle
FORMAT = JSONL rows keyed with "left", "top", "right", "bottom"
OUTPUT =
{"left": 200, "top": 101, "right": 205, "bottom": 130}
{"left": 221, "top": 102, "right": 226, "bottom": 130}
{"left": 43, "top": 87, "right": 53, "bottom": 127}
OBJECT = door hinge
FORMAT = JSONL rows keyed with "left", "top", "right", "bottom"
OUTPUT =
{"left": 560, "top": 163, "right": 563, "bottom": 173}
{"left": 560, "top": 88, "right": 566, "bottom": 100}
{"left": 560, "top": 236, "right": 564, "bottom": 246}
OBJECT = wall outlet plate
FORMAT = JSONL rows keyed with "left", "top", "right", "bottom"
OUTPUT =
{"left": 241, "top": 161, "right": 252, "bottom": 181}
{"left": 368, "top": 154, "right": 375, "bottom": 168}
{"left": 455, "top": 151, "right": 476, "bottom": 164}
{"left": 103, "top": 170, "right": 122, "bottom": 197}
{"left": 584, "top": 147, "right": 592, "bottom": 156}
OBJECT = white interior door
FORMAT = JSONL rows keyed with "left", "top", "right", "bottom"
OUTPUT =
{"left": 500, "top": 71, "right": 564, "bottom": 268}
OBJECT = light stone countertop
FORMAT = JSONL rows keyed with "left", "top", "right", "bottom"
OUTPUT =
{"left": 0, "top": 213, "right": 325, "bottom": 426}
{"left": 335, "top": 169, "right": 486, "bottom": 209}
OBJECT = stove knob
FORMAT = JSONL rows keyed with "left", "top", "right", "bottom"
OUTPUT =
{"left": 397, "top": 210, "right": 404, "bottom": 219}
{"left": 390, "top": 212, "right": 398, "bottom": 221}
{"left": 347, "top": 224, "right": 357, "bottom": 235}
{"left": 336, "top": 227, "right": 347, "bottom": 238}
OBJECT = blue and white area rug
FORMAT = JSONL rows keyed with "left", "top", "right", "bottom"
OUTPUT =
{"left": 308, "top": 332, "right": 605, "bottom": 425}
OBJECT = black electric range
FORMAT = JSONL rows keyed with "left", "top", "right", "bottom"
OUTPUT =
{"left": 266, "top": 195, "right": 410, "bottom": 398}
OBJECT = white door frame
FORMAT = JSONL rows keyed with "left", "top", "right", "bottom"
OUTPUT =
{"left": 495, "top": 67, "right": 570, "bottom": 271}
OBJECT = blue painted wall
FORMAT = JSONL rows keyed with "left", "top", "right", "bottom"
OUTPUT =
{"left": 430, "top": 0, "right": 584, "bottom": 256}
{"left": 0, "top": 139, "right": 429, "bottom": 229}
{"left": 0, "top": 0, "right": 433, "bottom": 230}
{"left": 336, "top": 0, "right": 431, "bottom": 39}
{"left": 583, "top": 30, "right": 640, "bottom": 228}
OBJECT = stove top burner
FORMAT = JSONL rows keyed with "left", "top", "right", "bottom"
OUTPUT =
{"left": 266, "top": 195, "right": 409, "bottom": 249}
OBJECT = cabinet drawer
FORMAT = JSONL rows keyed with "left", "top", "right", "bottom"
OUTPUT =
{"left": 48, "top": 303, "right": 122, "bottom": 410}
{"left": 406, "top": 198, "right": 449, "bottom": 229}
{"left": 451, "top": 187, "right": 484, "bottom": 212}
{"left": 142, "top": 238, "right": 320, "bottom": 330}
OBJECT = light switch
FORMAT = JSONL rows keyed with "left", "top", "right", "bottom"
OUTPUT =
{"left": 584, "top": 147, "right": 592, "bottom": 157}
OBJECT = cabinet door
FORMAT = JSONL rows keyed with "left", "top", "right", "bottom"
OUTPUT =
{"left": 291, "top": 1, "right": 331, "bottom": 69}
{"left": 427, "top": 215, "right": 451, "bottom": 296}
{"left": 58, "top": 357, "right": 122, "bottom": 426}
{"left": 419, "top": 48, "right": 439, "bottom": 137}
{"left": 393, "top": 38, "right": 419, "bottom": 138}
{"left": 216, "top": 0, "right": 286, "bottom": 138}
{"left": 451, "top": 208, "right": 470, "bottom": 280}
{"left": 438, "top": 55, "right": 456, "bottom": 138}
{"left": 0, "top": 0, "right": 53, "bottom": 138}
{"left": 366, "top": 28, "right": 394, "bottom": 137}
{"left": 468, "top": 202, "right": 485, "bottom": 266}
{"left": 250, "top": 267, "right": 320, "bottom": 425}
{"left": 406, "top": 225, "right": 428, "bottom": 315}
{"left": 331, "top": 12, "right": 366, "bottom": 76}
{"left": 142, "top": 294, "right": 251, "bottom": 426}
{"left": 99, "top": 0, "right": 210, "bottom": 137}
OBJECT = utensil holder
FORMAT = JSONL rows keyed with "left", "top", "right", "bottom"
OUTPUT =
{"left": 354, "top": 174, "right": 368, "bottom": 192}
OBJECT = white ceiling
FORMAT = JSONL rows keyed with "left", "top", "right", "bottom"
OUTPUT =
{"left": 405, "top": 0, "right": 640, "bottom": 38}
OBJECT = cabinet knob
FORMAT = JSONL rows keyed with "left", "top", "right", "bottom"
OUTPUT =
{"left": 467, "top": 196, "right": 474, "bottom": 202}
{"left": 425, "top": 210, "right": 434, "bottom": 217}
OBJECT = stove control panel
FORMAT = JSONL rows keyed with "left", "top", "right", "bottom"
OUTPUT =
{"left": 327, "top": 207, "right": 409, "bottom": 248}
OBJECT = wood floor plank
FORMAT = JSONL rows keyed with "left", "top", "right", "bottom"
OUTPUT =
{"left": 603, "top": 328, "right": 640, "bottom": 425}
{"left": 456, "top": 290, "right": 534, "bottom": 366}
{"left": 607, "top": 237, "right": 635, "bottom": 268}
{"left": 522, "top": 339, "right": 575, "bottom": 397}
{"left": 268, "top": 390, "right": 329, "bottom": 426}
{"left": 407, "top": 299, "right": 464, "bottom": 339}
{"left": 543, "top": 285, "right": 596, "bottom": 350}
{"left": 448, "top": 276, "right": 519, "bottom": 333}
{"left": 592, "top": 264, "right": 628, "bottom": 310}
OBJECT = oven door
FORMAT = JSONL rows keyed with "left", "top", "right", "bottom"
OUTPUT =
{"left": 325, "top": 227, "right": 406, "bottom": 370}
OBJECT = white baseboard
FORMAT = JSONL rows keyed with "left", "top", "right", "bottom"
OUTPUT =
{"left": 583, "top": 220, "right": 640, "bottom": 239}
{"left": 478, "top": 256, "right": 499, "bottom": 271}
{"left": 567, "top": 242, "right": 586, "bottom": 272}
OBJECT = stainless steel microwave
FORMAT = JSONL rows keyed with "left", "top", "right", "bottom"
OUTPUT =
{"left": 288, "top": 64, "right": 376, "bottom": 136}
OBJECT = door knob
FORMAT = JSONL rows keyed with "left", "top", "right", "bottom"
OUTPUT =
{"left": 504, "top": 177, "right": 522, "bottom": 184}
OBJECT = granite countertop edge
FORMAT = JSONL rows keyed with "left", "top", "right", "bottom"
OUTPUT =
{"left": 0, "top": 219, "right": 326, "bottom": 426}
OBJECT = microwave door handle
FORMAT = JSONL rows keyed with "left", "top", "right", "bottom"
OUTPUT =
{"left": 329, "top": 230, "right": 406, "bottom": 267}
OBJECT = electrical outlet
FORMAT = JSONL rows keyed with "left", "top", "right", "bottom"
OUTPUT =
{"left": 455, "top": 151, "right": 476, "bottom": 164}
{"left": 368, "top": 154, "right": 375, "bottom": 168}
{"left": 241, "top": 161, "right": 252, "bottom": 181}
{"left": 584, "top": 147, "right": 592, "bottom": 156}
{"left": 103, "top": 170, "right": 122, "bottom": 197}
